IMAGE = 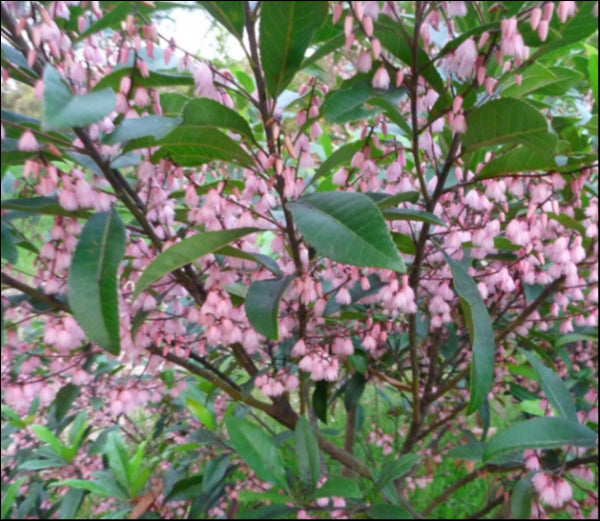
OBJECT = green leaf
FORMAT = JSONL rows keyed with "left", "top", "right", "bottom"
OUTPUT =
{"left": 462, "top": 99, "right": 556, "bottom": 157}
{"left": 202, "top": 454, "right": 230, "bottom": 493}
{"left": 43, "top": 65, "right": 116, "bottom": 130}
{"left": 371, "top": 192, "right": 420, "bottom": 208}
{"left": 444, "top": 253, "right": 495, "bottom": 415}
{"left": 324, "top": 274, "right": 387, "bottom": 316}
{"left": 104, "top": 432, "right": 131, "bottom": 494}
{"left": 288, "top": 192, "right": 405, "bottom": 272}
{"left": 547, "top": 212, "right": 586, "bottom": 235}
{"left": 215, "top": 246, "right": 282, "bottom": 276}
{"left": 186, "top": 398, "right": 216, "bottom": 431}
{"left": 58, "top": 488, "right": 85, "bottom": 520}
{"left": 153, "top": 127, "right": 254, "bottom": 168}
{"left": 51, "top": 384, "right": 81, "bottom": 423}
{"left": 238, "top": 490, "right": 294, "bottom": 505}
{"left": 68, "top": 209, "right": 126, "bottom": 355}
{"left": 588, "top": 51, "right": 598, "bottom": 106}
{"left": 1, "top": 477, "right": 26, "bottom": 520}
{"left": 104, "top": 116, "right": 182, "bottom": 145}
{"left": 382, "top": 209, "right": 446, "bottom": 227}
{"left": 314, "top": 477, "right": 362, "bottom": 499}
{"left": 483, "top": 417, "right": 598, "bottom": 462}
{"left": 260, "top": 1, "right": 328, "bottom": 97}
{"left": 478, "top": 147, "right": 564, "bottom": 178}
{"left": 522, "top": 350, "right": 578, "bottom": 422}
{"left": 294, "top": 417, "right": 321, "bottom": 489}
{"left": 245, "top": 275, "right": 294, "bottom": 339}
{"left": 555, "top": 333, "right": 597, "bottom": 349}
{"left": 312, "top": 380, "right": 328, "bottom": 424}
{"left": 226, "top": 416, "right": 288, "bottom": 490}
{"left": 344, "top": 372, "right": 366, "bottom": 411}
{"left": 48, "top": 479, "right": 121, "bottom": 498}
{"left": 511, "top": 476, "right": 533, "bottom": 519}
{"left": 1, "top": 197, "right": 91, "bottom": 219}
{"left": 0, "top": 219, "right": 18, "bottom": 264}
{"left": 133, "top": 228, "right": 258, "bottom": 300}
{"left": 198, "top": 1, "right": 245, "bottom": 40}
{"left": 309, "top": 140, "right": 365, "bottom": 187}
{"left": 445, "top": 442, "right": 485, "bottom": 461}
{"left": 368, "top": 504, "right": 413, "bottom": 519}
{"left": 375, "top": 454, "right": 419, "bottom": 495}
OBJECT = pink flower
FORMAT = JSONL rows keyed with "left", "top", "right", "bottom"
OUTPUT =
{"left": 18, "top": 130, "right": 40, "bottom": 151}
{"left": 372, "top": 66, "right": 390, "bottom": 90}
{"left": 444, "top": 38, "right": 478, "bottom": 78}
{"left": 356, "top": 50, "right": 372, "bottom": 73}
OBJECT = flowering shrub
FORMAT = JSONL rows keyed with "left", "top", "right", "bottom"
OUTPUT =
{"left": 1, "top": 1, "right": 598, "bottom": 518}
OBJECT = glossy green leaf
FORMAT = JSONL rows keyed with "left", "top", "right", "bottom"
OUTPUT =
{"left": 310, "top": 140, "right": 365, "bottom": 187}
{"left": 589, "top": 51, "right": 598, "bottom": 106}
{"left": 245, "top": 275, "right": 294, "bottom": 339}
{"left": 462, "top": 99, "right": 556, "bottom": 157}
{"left": 133, "top": 227, "right": 258, "bottom": 300}
{"left": 51, "top": 384, "right": 80, "bottom": 424}
{"left": 288, "top": 192, "right": 405, "bottom": 272}
{"left": 32, "top": 425, "right": 72, "bottom": 462}
{"left": 368, "top": 504, "right": 412, "bottom": 519}
{"left": 483, "top": 417, "right": 598, "bottom": 462}
{"left": 371, "top": 192, "right": 420, "bottom": 208}
{"left": 260, "top": 1, "right": 328, "bottom": 97}
{"left": 104, "top": 116, "right": 182, "bottom": 144}
{"left": 314, "top": 477, "right": 362, "bottom": 499}
{"left": 186, "top": 398, "right": 216, "bottom": 431}
{"left": 68, "top": 209, "right": 126, "bottom": 355}
{"left": 226, "top": 416, "right": 288, "bottom": 490}
{"left": 382, "top": 209, "right": 447, "bottom": 227}
{"left": 444, "top": 253, "right": 495, "bottom": 414}
{"left": 478, "top": 147, "right": 564, "bottom": 178}
{"left": 511, "top": 476, "right": 533, "bottom": 519}
{"left": 198, "top": 1, "right": 245, "bottom": 40}
{"left": 522, "top": 350, "right": 578, "bottom": 422}
{"left": 375, "top": 454, "right": 419, "bottom": 495}
{"left": 501, "top": 63, "right": 563, "bottom": 98}
{"left": 294, "top": 417, "right": 321, "bottom": 489}
{"left": 48, "top": 479, "right": 121, "bottom": 498}
{"left": 43, "top": 65, "right": 116, "bottom": 130}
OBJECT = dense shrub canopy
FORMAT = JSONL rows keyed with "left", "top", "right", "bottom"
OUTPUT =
{"left": 1, "top": 1, "right": 598, "bottom": 519}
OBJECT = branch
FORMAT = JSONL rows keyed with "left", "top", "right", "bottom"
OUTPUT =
{"left": 1, "top": 272, "right": 70, "bottom": 313}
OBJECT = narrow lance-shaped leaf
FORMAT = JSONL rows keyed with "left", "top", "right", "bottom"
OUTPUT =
{"left": 68, "top": 209, "right": 125, "bottom": 356}
{"left": 43, "top": 65, "right": 116, "bottom": 130}
{"left": 483, "top": 417, "right": 598, "bottom": 462}
{"left": 260, "top": 1, "right": 329, "bottom": 97}
{"left": 288, "top": 192, "right": 405, "bottom": 272}
{"left": 133, "top": 228, "right": 259, "bottom": 300}
{"left": 444, "top": 252, "right": 495, "bottom": 414}
{"left": 198, "top": 1, "right": 245, "bottom": 40}
{"left": 522, "top": 350, "right": 578, "bottom": 422}
{"left": 226, "top": 416, "right": 288, "bottom": 491}
{"left": 245, "top": 275, "right": 294, "bottom": 340}
{"left": 294, "top": 417, "right": 321, "bottom": 490}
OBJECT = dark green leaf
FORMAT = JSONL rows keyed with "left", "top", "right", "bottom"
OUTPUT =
{"left": 522, "top": 351, "right": 578, "bottom": 422}
{"left": 445, "top": 442, "right": 485, "bottom": 461}
{"left": 43, "top": 65, "right": 116, "bottom": 130}
{"left": 68, "top": 209, "right": 126, "bottom": 355}
{"left": 312, "top": 380, "right": 328, "bottom": 424}
{"left": 215, "top": 246, "right": 282, "bottom": 276}
{"left": 0, "top": 220, "right": 18, "bottom": 264}
{"left": 1, "top": 197, "right": 91, "bottom": 219}
{"left": 133, "top": 228, "right": 258, "bottom": 300}
{"left": 288, "top": 192, "right": 405, "bottom": 272}
{"left": 237, "top": 505, "right": 297, "bottom": 519}
{"left": 511, "top": 476, "right": 533, "bottom": 519}
{"left": 245, "top": 275, "right": 294, "bottom": 339}
{"left": 483, "top": 417, "right": 598, "bottom": 462}
{"left": 478, "top": 147, "right": 564, "bottom": 178}
{"left": 368, "top": 504, "right": 413, "bottom": 519}
{"left": 324, "top": 274, "right": 387, "bottom": 316}
{"left": 260, "top": 2, "right": 328, "bottom": 97}
{"left": 226, "top": 416, "right": 287, "bottom": 490}
{"left": 547, "top": 212, "right": 586, "bottom": 235}
{"left": 391, "top": 232, "right": 417, "bottom": 255}
{"left": 313, "top": 477, "right": 362, "bottom": 499}
{"left": 104, "top": 432, "right": 130, "bottom": 493}
{"left": 103, "top": 116, "right": 182, "bottom": 145}
{"left": 444, "top": 253, "right": 495, "bottom": 414}
{"left": 198, "top": 1, "right": 245, "bottom": 40}
{"left": 382, "top": 209, "right": 446, "bottom": 227}
{"left": 202, "top": 454, "right": 230, "bottom": 493}
{"left": 344, "top": 372, "right": 366, "bottom": 412}
{"left": 1, "top": 477, "right": 27, "bottom": 520}
{"left": 165, "top": 474, "right": 204, "bottom": 502}
{"left": 462, "top": 99, "right": 556, "bottom": 157}
{"left": 48, "top": 479, "right": 123, "bottom": 498}
{"left": 51, "top": 384, "right": 81, "bottom": 424}
{"left": 294, "top": 417, "right": 320, "bottom": 489}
